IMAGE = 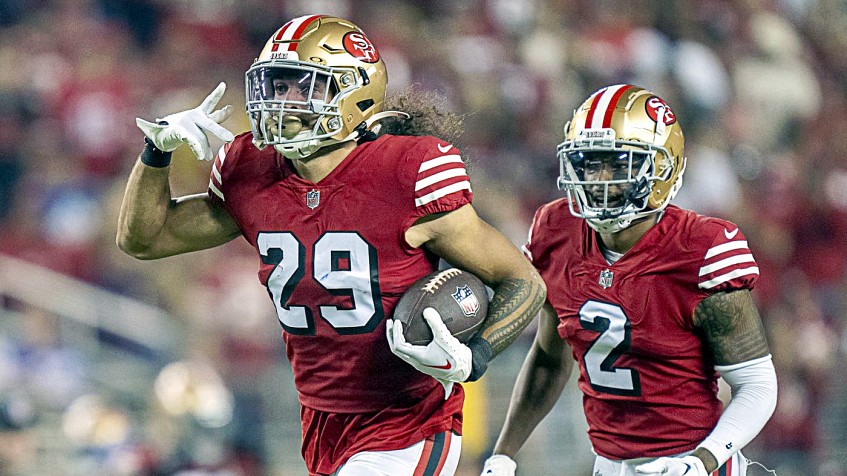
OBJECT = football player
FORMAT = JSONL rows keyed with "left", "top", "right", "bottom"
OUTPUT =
{"left": 480, "top": 85, "right": 777, "bottom": 476}
{"left": 117, "top": 15, "right": 546, "bottom": 476}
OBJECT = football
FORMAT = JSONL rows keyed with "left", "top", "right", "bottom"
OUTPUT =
{"left": 393, "top": 268, "right": 489, "bottom": 345}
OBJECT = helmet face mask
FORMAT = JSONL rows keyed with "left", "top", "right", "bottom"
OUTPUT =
{"left": 557, "top": 85, "right": 686, "bottom": 233}
{"left": 245, "top": 15, "right": 387, "bottom": 159}
{"left": 246, "top": 61, "right": 349, "bottom": 158}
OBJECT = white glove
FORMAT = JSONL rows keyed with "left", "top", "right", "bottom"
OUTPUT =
{"left": 481, "top": 454, "right": 517, "bottom": 476}
{"left": 635, "top": 455, "right": 708, "bottom": 476}
{"left": 136, "top": 82, "right": 235, "bottom": 161}
{"left": 387, "top": 307, "right": 472, "bottom": 398}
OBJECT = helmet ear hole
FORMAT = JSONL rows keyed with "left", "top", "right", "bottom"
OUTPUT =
{"left": 357, "top": 99, "right": 375, "bottom": 111}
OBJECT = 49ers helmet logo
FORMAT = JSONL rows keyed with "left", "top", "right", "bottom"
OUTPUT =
{"left": 342, "top": 31, "right": 380, "bottom": 63}
{"left": 645, "top": 96, "right": 677, "bottom": 125}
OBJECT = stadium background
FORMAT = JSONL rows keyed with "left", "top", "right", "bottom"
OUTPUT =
{"left": 1, "top": 0, "right": 846, "bottom": 474}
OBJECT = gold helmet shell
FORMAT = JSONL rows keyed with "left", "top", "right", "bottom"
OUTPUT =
{"left": 245, "top": 15, "right": 388, "bottom": 158}
{"left": 557, "top": 84, "right": 686, "bottom": 233}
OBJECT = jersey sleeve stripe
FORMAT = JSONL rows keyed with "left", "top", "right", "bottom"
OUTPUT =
{"left": 209, "top": 180, "right": 225, "bottom": 201}
{"left": 418, "top": 154, "right": 463, "bottom": 172}
{"left": 699, "top": 266, "right": 760, "bottom": 289}
{"left": 415, "top": 168, "right": 468, "bottom": 191}
{"left": 209, "top": 144, "right": 228, "bottom": 200}
{"left": 415, "top": 181, "right": 472, "bottom": 207}
{"left": 699, "top": 253, "right": 756, "bottom": 276}
{"left": 218, "top": 144, "right": 228, "bottom": 161}
{"left": 705, "top": 240, "right": 749, "bottom": 259}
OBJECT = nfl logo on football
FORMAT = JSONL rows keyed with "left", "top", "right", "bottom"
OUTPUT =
{"left": 306, "top": 189, "right": 320, "bottom": 209}
{"left": 451, "top": 285, "right": 480, "bottom": 317}
{"left": 599, "top": 269, "right": 614, "bottom": 289}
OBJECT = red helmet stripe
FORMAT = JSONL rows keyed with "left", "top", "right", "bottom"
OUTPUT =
{"left": 584, "top": 84, "right": 631, "bottom": 129}
{"left": 270, "top": 20, "right": 294, "bottom": 52}
{"left": 601, "top": 84, "right": 632, "bottom": 128}
{"left": 286, "top": 14, "right": 323, "bottom": 51}
{"left": 270, "top": 15, "right": 323, "bottom": 52}
{"left": 274, "top": 21, "right": 294, "bottom": 41}
{"left": 583, "top": 89, "right": 603, "bottom": 129}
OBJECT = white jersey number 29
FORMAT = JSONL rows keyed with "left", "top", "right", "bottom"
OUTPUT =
{"left": 579, "top": 300, "right": 642, "bottom": 396}
{"left": 257, "top": 231, "right": 383, "bottom": 335}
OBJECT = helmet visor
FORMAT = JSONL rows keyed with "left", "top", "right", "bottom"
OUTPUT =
{"left": 563, "top": 149, "right": 650, "bottom": 209}
{"left": 247, "top": 65, "right": 336, "bottom": 109}
{"left": 246, "top": 63, "right": 343, "bottom": 145}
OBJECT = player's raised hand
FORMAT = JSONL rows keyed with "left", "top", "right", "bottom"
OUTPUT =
{"left": 387, "top": 308, "right": 473, "bottom": 398}
{"left": 635, "top": 455, "right": 708, "bottom": 476}
{"left": 136, "top": 82, "right": 235, "bottom": 162}
{"left": 480, "top": 455, "right": 517, "bottom": 476}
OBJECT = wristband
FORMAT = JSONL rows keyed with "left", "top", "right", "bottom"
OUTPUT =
{"left": 141, "top": 137, "right": 172, "bottom": 168}
{"left": 466, "top": 336, "right": 493, "bottom": 381}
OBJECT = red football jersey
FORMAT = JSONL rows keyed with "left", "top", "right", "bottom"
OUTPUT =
{"left": 208, "top": 133, "right": 471, "bottom": 473}
{"left": 524, "top": 200, "right": 759, "bottom": 460}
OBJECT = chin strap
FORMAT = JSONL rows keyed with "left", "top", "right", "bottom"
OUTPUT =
{"left": 262, "top": 110, "right": 412, "bottom": 158}
{"left": 343, "top": 110, "right": 411, "bottom": 141}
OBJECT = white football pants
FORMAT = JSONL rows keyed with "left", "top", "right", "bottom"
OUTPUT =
{"left": 332, "top": 431, "right": 461, "bottom": 476}
{"left": 593, "top": 450, "right": 747, "bottom": 476}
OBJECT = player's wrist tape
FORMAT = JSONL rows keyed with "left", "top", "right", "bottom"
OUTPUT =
{"left": 141, "top": 137, "right": 172, "bottom": 168}
{"left": 466, "top": 336, "right": 493, "bottom": 382}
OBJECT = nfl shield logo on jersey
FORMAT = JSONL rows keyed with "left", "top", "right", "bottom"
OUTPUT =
{"left": 599, "top": 269, "right": 614, "bottom": 289}
{"left": 306, "top": 189, "right": 320, "bottom": 209}
{"left": 452, "top": 285, "right": 481, "bottom": 317}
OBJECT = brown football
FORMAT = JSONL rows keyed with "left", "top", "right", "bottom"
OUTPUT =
{"left": 392, "top": 268, "right": 489, "bottom": 345}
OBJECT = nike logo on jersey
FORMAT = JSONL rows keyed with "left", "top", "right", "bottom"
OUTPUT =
{"left": 426, "top": 361, "right": 452, "bottom": 370}
{"left": 437, "top": 143, "right": 452, "bottom": 153}
{"left": 724, "top": 227, "right": 739, "bottom": 239}
{"left": 681, "top": 463, "right": 692, "bottom": 475}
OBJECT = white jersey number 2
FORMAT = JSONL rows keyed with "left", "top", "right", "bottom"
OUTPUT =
{"left": 257, "top": 231, "right": 383, "bottom": 335}
{"left": 579, "top": 300, "right": 642, "bottom": 396}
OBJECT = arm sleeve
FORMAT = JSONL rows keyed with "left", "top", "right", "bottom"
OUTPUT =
{"left": 698, "top": 355, "right": 778, "bottom": 466}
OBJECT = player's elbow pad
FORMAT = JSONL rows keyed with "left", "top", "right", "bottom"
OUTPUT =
{"left": 700, "top": 355, "right": 777, "bottom": 466}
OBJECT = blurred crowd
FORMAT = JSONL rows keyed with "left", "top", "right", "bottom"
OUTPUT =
{"left": 1, "top": 0, "right": 847, "bottom": 475}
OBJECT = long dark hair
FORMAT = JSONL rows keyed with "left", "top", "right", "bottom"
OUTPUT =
{"left": 376, "top": 87, "right": 465, "bottom": 145}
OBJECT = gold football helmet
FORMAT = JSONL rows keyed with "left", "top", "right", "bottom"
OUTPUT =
{"left": 557, "top": 84, "right": 686, "bottom": 233}
{"left": 246, "top": 15, "right": 391, "bottom": 159}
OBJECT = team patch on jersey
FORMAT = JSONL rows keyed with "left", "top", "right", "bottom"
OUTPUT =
{"left": 698, "top": 235, "right": 759, "bottom": 290}
{"left": 414, "top": 151, "right": 471, "bottom": 207}
{"left": 306, "top": 189, "right": 320, "bottom": 209}
{"left": 599, "top": 269, "right": 614, "bottom": 289}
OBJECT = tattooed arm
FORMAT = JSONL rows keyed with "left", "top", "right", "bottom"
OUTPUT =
{"left": 406, "top": 204, "right": 547, "bottom": 378}
{"left": 694, "top": 289, "right": 770, "bottom": 365}
{"left": 478, "top": 276, "right": 546, "bottom": 355}
{"left": 685, "top": 289, "right": 777, "bottom": 472}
